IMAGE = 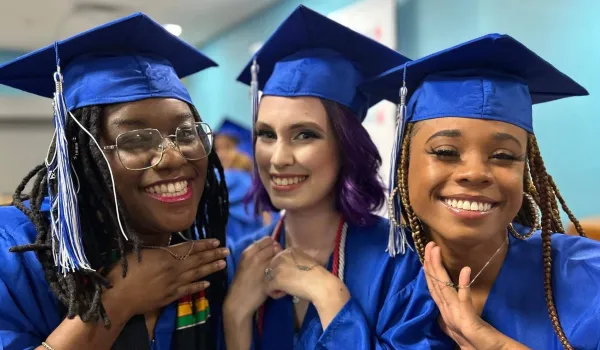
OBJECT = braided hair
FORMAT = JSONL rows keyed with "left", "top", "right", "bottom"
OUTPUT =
{"left": 10, "top": 103, "right": 228, "bottom": 327}
{"left": 397, "top": 123, "right": 585, "bottom": 349}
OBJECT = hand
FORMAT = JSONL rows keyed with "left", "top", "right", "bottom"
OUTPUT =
{"left": 423, "top": 241, "right": 487, "bottom": 349}
{"left": 105, "top": 239, "right": 229, "bottom": 321}
{"left": 264, "top": 248, "right": 340, "bottom": 303}
{"left": 225, "top": 237, "right": 282, "bottom": 321}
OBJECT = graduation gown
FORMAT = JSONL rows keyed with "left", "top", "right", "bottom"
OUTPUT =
{"left": 227, "top": 216, "right": 446, "bottom": 349}
{"left": 224, "top": 169, "right": 276, "bottom": 248}
{"left": 0, "top": 200, "right": 219, "bottom": 350}
{"left": 426, "top": 224, "right": 600, "bottom": 349}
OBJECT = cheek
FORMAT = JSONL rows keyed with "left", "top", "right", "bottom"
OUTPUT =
{"left": 406, "top": 155, "right": 444, "bottom": 210}
{"left": 254, "top": 143, "right": 271, "bottom": 178}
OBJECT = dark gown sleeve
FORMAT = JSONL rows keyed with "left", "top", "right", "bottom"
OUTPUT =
{"left": 0, "top": 214, "right": 62, "bottom": 350}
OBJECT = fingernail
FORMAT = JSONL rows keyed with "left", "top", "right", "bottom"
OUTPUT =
{"left": 212, "top": 240, "right": 220, "bottom": 247}
{"left": 221, "top": 248, "right": 230, "bottom": 255}
{"left": 203, "top": 281, "right": 211, "bottom": 288}
{"left": 216, "top": 260, "right": 226, "bottom": 268}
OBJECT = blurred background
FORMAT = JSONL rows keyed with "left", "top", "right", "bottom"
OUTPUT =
{"left": 0, "top": 0, "right": 598, "bottom": 230}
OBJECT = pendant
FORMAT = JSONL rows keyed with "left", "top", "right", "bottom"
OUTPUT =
{"left": 292, "top": 296, "right": 300, "bottom": 304}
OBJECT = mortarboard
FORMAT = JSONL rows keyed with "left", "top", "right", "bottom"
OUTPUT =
{"left": 361, "top": 33, "right": 589, "bottom": 256}
{"left": 0, "top": 13, "right": 218, "bottom": 273}
{"left": 217, "top": 118, "right": 253, "bottom": 157}
{"left": 236, "top": 4, "right": 411, "bottom": 122}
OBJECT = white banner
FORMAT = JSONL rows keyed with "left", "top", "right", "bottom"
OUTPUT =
{"left": 328, "top": 0, "right": 398, "bottom": 217}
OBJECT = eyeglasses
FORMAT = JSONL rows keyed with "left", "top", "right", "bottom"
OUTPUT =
{"left": 102, "top": 122, "right": 213, "bottom": 170}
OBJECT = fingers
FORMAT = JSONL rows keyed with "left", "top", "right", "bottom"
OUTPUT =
{"left": 424, "top": 242, "right": 444, "bottom": 308}
{"left": 173, "top": 281, "right": 211, "bottom": 301}
{"left": 267, "top": 289, "right": 287, "bottom": 300}
{"left": 181, "top": 247, "right": 230, "bottom": 271}
{"left": 430, "top": 244, "right": 459, "bottom": 304}
{"left": 180, "top": 239, "right": 222, "bottom": 255}
{"left": 180, "top": 259, "right": 227, "bottom": 284}
{"left": 457, "top": 267, "right": 474, "bottom": 311}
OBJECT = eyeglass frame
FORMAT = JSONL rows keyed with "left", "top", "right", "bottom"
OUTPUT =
{"left": 102, "top": 122, "right": 214, "bottom": 171}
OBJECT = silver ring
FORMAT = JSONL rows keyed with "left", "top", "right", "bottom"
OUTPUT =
{"left": 264, "top": 267, "right": 274, "bottom": 281}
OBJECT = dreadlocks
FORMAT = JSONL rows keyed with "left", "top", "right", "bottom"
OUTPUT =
{"left": 397, "top": 122, "right": 585, "bottom": 350}
{"left": 10, "top": 103, "right": 229, "bottom": 327}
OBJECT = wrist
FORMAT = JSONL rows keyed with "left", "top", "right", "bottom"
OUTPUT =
{"left": 310, "top": 269, "right": 350, "bottom": 310}
{"left": 223, "top": 296, "right": 254, "bottom": 326}
{"left": 101, "top": 288, "right": 131, "bottom": 327}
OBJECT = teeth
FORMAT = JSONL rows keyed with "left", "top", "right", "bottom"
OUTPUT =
{"left": 145, "top": 180, "right": 189, "bottom": 197}
{"left": 272, "top": 176, "right": 307, "bottom": 186}
{"left": 443, "top": 198, "right": 493, "bottom": 212}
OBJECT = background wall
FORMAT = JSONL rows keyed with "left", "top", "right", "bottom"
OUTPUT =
{"left": 0, "top": 0, "right": 597, "bottom": 221}
{"left": 395, "top": 0, "right": 599, "bottom": 220}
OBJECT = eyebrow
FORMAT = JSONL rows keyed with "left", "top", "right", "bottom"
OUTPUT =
{"left": 255, "top": 121, "right": 326, "bottom": 133}
{"left": 112, "top": 112, "right": 195, "bottom": 129}
{"left": 493, "top": 132, "right": 522, "bottom": 148}
{"left": 425, "top": 129, "right": 523, "bottom": 148}
{"left": 426, "top": 129, "right": 462, "bottom": 143}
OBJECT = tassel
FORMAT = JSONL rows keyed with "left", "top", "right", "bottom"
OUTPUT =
{"left": 386, "top": 64, "right": 410, "bottom": 257}
{"left": 45, "top": 43, "right": 92, "bottom": 273}
{"left": 250, "top": 59, "right": 260, "bottom": 125}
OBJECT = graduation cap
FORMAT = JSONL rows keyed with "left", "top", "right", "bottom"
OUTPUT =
{"left": 0, "top": 13, "right": 217, "bottom": 273}
{"left": 236, "top": 4, "right": 411, "bottom": 121}
{"left": 361, "top": 33, "right": 589, "bottom": 256}
{"left": 216, "top": 118, "right": 253, "bottom": 156}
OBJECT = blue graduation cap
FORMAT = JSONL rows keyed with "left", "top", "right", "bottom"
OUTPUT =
{"left": 236, "top": 5, "right": 411, "bottom": 121}
{"left": 361, "top": 33, "right": 589, "bottom": 256}
{"left": 0, "top": 13, "right": 217, "bottom": 273}
{"left": 217, "top": 118, "right": 253, "bottom": 156}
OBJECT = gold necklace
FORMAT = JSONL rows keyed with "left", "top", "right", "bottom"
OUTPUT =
{"left": 426, "top": 235, "right": 508, "bottom": 289}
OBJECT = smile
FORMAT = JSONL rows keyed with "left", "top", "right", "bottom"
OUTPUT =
{"left": 440, "top": 197, "right": 496, "bottom": 213}
{"left": 145, "top": 180, "right": 192, "bottom": 202}
{"left": 270, "top": 175, "right": 308, "bottom": 191}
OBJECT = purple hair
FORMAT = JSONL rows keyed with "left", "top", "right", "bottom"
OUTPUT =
{"left": 245, "top": 98, "right": 385, "bottom": 226}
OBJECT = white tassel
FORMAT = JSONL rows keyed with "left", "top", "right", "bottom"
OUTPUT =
{"left": 46, "top": 67, "right": 92, "bottom": 274}
{"left": 386, "top": 69, "right": 410, "bottom": 257}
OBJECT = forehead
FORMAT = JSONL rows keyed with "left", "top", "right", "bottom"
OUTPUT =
{"left": 257, "top": 96, "right": 329, "bottom": 129}
{"left": 412, "top": 117, "right": 528, "bottom": 141}
{"left": 103, "top": 98, "right": 194, "bottom": 131}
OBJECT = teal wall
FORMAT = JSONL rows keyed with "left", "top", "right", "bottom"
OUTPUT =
{"left": 185, "top": 0, "right": 359, "bottom": 130}
{"left": 396, "top": 0, "right": 599, "bottom": 220}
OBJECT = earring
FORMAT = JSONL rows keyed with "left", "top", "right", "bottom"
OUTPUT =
{"left": 509, "top": 192, "right": 540, "bottom": 240}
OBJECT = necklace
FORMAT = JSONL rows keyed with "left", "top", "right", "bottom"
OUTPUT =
{"left": 426, "top": 235, "right": 509, "bottom": 289}
{"left": 256, "top": 216, "right": 348, "bottom": 336}
{"left": 139, "top": 233, "right": 195, "bottom": 261}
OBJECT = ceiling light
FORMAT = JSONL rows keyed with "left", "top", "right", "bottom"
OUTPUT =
{"left": 164, "top": 24, "right": 183, "bottom": 37}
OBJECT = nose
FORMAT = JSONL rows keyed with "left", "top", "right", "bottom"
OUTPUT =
{"left": 154, "top": 137, "right": 187, "bottom": 170}
{"left": 270, "top": 140, "right": 294, "bottom": 169}
{"left": 454, "top": 152, "right": 493, "bottom": 186}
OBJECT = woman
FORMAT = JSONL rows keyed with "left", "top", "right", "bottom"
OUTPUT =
{"left": 223, "top": 5, "right": 446, "bottom": 350}
{"left": 0, "top": 14, "right": 230, "bottom": 349}
{"left": 363, "top": 33, "right": 600, "bottom": 349}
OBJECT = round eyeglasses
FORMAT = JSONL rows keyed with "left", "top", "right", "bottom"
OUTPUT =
{"left": 102, "top": 122, "right": 213, "bottom": 170}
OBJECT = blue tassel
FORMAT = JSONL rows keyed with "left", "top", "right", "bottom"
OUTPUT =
{"left": 45, "top": 42, "right": 92, "bottom": 274}
{"left": 386, "top": 64, "right": 411, "bottom": 257}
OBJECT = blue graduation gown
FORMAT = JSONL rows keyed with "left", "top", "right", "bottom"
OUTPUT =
{"left": 0, "top": 200, "right": 193, "bottom": 350}
{"left": 227, "top": 216, "right": 446, "bottom": 349}
{"left": 224, "top": 169, "right": 270, "bottom": 247}
{"left": 425, "top": 226, "right": 600, "bottom": 349}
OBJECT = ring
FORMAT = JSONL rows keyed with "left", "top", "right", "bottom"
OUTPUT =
{"left": 264, "top": 267, "right": 274, "bottom": 281}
